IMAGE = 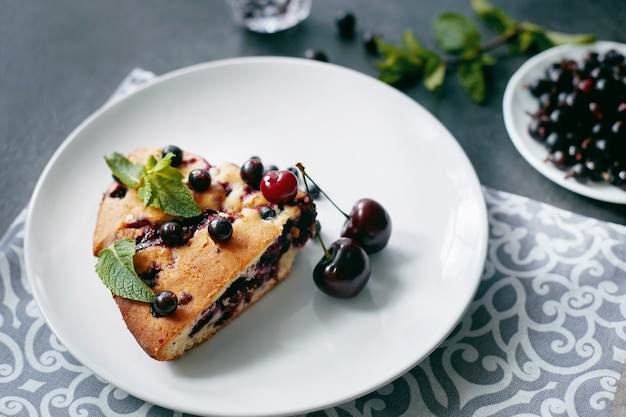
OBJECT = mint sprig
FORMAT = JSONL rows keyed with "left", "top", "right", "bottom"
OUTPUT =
{"left": 105, "top": 152, "right": 143, "bottom": 188}
{"left": 95, "top": 238, "right": 155, "bottom": 303}
{"left": 104, "top": 151, "right": 202, "bottom": 218}
{"left": 375, "top": 0, "right": 596, "bottom": 103}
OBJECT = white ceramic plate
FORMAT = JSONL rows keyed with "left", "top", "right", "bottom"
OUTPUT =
{"left": 503, "top": 40, "right": 626, "bottom": 204}
{"left": 24, "top": 57, "right": 488, "bottom": 417}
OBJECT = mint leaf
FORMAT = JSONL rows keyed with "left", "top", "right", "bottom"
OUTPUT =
{"left": 95, "top": 238, "right": 155, "bottom": 303}
{"left": 104, "top": 151, "right": 202, "bottom": 218}
{"left": 376, "top": 30, "right": 439, "bottom": 88}
{"left": 458, "top": 58, "right": 488, "bottom": 104}
{"left": 138, "top": 153, "right": 202, "bottom": 218}
{"left": 142, "top": 172, "right": 202, "bottom": 218}
{"left": 471, "top": 0, "right": 517, "bottom": 34}
{"left": 423, "top": 53, "right": 446, "bottom": 92}
{"left": 104, "top": 152, "right": 143, "bottom": 188}
{"left": 433, "top": 12, "right": 481, "bottom": 55}
{"left": 544, "top": 30, "right": 596, "bottom": 46}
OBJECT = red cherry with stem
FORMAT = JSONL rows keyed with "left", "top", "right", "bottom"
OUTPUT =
{"left": 313, "top": 237, "right": 371, "bottom": 298}
{"left": 341, "top": 198, "right": 391, "bottom": 254}
{"left": 295, "top": 164, "right": 391, "bottom": 254}
{"left": 260, "top": 170, "right": 298, "bottom": 205}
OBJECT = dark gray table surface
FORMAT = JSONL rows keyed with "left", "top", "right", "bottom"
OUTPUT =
{"left": 2, "top": 0, "right": 625, "bottom": 237}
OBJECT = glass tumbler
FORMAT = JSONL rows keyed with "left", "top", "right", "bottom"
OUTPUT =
{"left": 225, "top": 0, "right": 313, "bottom": 33}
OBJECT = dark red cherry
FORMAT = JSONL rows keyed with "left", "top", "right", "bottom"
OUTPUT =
{"left": 260, "top": 170, "right": 298, "bottom": 205}
{"left": 208, "top": 216, "right": 233, "bottom": 243}
{"left": 151, "top": 291, "right": 178, "bottom": 317}
{"left": 188, "top": 168, "right": 211, "bottom": 191}
{"left": 313, "top": 237, "right": 371, "bottom": 298}
{"left": 341, "top": 198, "right": 391, "bottom": 254}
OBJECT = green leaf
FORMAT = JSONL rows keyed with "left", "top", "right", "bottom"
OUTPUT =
{"left": 433, "top": 12, "right": 481, "bottom": 55}
{"left": 376, "top": 30, "right": 446, "bottom": 89}
{"left": 104, "top": 152, "right": 143, "bottom": 188}
{"left": 136, "top": 154, "right": 201, "bottom": 218}
{"left": 95, "top": 238, "right": 155, "bottom": 303}
{"left": 471, "top": 0, "right": 517, "bottom": 34}
{"left": 105, "top": 151, "right": 202, "bottom": 218}
{"left": 376, "top": 36, "right": 425, "bottom": 87}
{"left": 508, "top": 22, "right": 596, "bottom": 55}
{"left": 142, "top": 173, "right": 202, "bottom": 218}
{"left": 423, "top": 53, "right": 446, "bottom": 92}
{"left": 458, "top": 58, "right": 487, "bottom": 104}
{"left": 402, "top": 29, "right": 426, "bottom": 55}
{"left": 544, "top": 30, "right": 596, "bottom": 47}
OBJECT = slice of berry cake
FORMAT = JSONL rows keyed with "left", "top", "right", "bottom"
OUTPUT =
{"left": 93, "top": 147, "right": 314, "bottom": 361}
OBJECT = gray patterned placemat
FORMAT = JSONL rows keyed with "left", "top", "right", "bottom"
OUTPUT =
{"left": 2, "top": 188, "right": 625, "bottom": 417}
{"left": 1, "top": 69, "right": 626, "bottom": 417}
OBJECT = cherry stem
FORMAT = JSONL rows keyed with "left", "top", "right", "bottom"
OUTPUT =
{"left": 296, "top": 163, "right": 334, "bottom": 259}
{"left": 295, "top": 163, "right": 350, "bottom": 219}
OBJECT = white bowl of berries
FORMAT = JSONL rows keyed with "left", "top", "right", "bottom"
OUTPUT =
{"left": 503, "top": 40, "right": 626, "bottom": 204}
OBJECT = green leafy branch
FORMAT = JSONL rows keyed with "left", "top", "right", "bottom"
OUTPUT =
{"left": 375, "top": 0, "right": 596, "bottom": 103}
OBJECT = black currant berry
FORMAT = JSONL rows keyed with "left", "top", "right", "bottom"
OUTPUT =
{"left": 363, "top": 31, "right": 381, "bottom": 55}
{"left": 336, "top": 11, "right": 356, "bottom": 38}
{"left": 259, "top": 206, "right": 276, "bottom": 220}
{"left": 308, "top": 183, "right": 321, "bottom": 200}
{"left": 208, "top": 216, "right": 233, "bottom": 243}
{"left": 160, "top": 221, "right": 184, "bottom": 246}
{"left": 151, "top": 291, "right": 178, "bottom": 317}
{"left": 240, "top": 158, "right": 265, "bottom": 189}
{"left": 527, "top": 79, "right": 552, "bottom": 97}
{"left": 304, "top": 49, "right": 329, "bottom": 62}
{"left": 188, "top": 168, "right": 212, "bottom": 192}
{"left": 162, "top": 145, "right": 183, "bottom": 167}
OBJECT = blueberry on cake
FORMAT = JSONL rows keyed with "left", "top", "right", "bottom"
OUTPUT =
{"left": 93, "top": 146, "right": 314, "bottom": 361}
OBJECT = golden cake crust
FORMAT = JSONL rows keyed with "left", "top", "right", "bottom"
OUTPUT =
{"left": 93, "top": 147, "right": 312, "bottom": 360}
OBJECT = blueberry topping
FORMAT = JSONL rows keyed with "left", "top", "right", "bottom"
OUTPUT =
{"left": 160, "top": 221, "right": 184, "bottom": 246}
{"left": 162, "top": 145, "right": 183, "bottom": 167}
{"left": 188, "top": 168, "right": 212, "bottom": 191}
{"left": 259, "top": 206, "right": 276, "bottom": 220}
{"left": 109, "top": 185, "right": 127, "bottom": 199}
{"left": 151, "top": 291, "right": 178, "bottom": 317}
{"left": 208, "top": 216, "right": 233, "bottom": 243}
{"left": 287, "top": 166, "right": 300, "bottom": 179}
{"left": 264, "top": 164, "right": 279, "bottom": 173}
{"left": 308, "top": 183, "right": 321, "bottom": 200}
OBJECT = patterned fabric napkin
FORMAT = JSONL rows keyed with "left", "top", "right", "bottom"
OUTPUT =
{"left": 1, "top": 70, "right": 626, "bottom": 417}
